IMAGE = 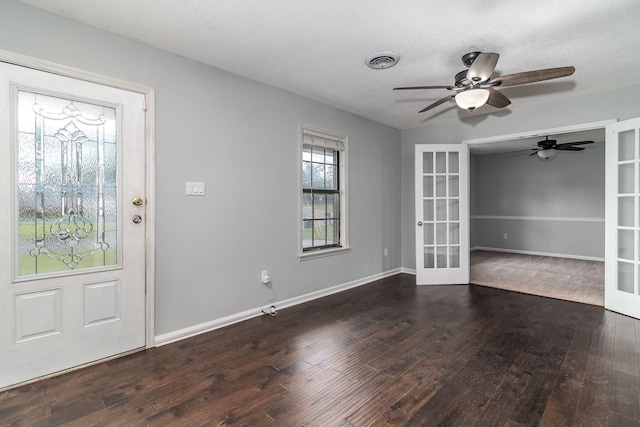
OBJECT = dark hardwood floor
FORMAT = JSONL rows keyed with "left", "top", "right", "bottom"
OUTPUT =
{"left": 2, "top": 274, "right": 640, "bottom": 426}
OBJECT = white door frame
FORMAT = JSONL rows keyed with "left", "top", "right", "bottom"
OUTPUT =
{"left": 462, "top": 119, "right": 616, "bottom": 299}
{"left": 0, "top": 50, "right": 156, "bottom": 349}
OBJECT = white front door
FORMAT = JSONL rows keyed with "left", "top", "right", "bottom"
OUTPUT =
{"left": 0, "top": 62, "right": 147, "bottom": 389}
{"left": 605, "top": 117, "right": 640, "bottom": 319}
{"left": 415, "top": 144, "right": 469, "bottom": 285}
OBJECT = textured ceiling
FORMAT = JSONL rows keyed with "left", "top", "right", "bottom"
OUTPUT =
{"left": 18, "top": 0, "right": 640, "bottom": 130}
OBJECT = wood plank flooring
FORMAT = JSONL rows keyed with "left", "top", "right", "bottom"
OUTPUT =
{"left": 2, "top": 274, "right": 640, "bottom": 426}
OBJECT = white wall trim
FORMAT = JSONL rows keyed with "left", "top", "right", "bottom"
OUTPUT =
{"left": 471, "top": 246, "right": 604, "bottom": 262}
{"left": 461, "top": 120, "right": 617, "bottom": 147}
{"left": 0, "top": 49, "right": 153, "bottom": 95}
{"left": 472, "top": 215, "right": 605, "bottom": 222}
{"left": 154, "top": 267, "right": 402, "bottom": 347}
{"left": 401, "top": 267, "right": 417, "bottom": 275}
{"left": 0, "top": 49, "right": 157, "bottom": 348}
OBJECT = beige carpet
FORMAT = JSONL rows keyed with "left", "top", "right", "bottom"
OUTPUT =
{"left": 470, "top": 250, "right": 604, "bottom": 306}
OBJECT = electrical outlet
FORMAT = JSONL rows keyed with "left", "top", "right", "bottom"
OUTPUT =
{"left": 503, "top": 233, "right": 508, "bottom": 239}
{"left": 384, "top": 248, "right": 388, "bottom": 256}
{"left": 261, "top": 270, "right": 271, "bottom": 284}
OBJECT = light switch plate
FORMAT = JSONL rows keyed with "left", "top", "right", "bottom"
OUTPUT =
{"left": 186, "top": 181, "right": 205, "bottom": 196}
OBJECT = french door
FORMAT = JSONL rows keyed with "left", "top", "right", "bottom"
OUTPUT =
{"left": 0, "top": 62, "right": 147, "bottom": 389}
{"left": 415, "top": 144, "right": 469, "bottom": 285}
{"left": 605, "top": 117, "right": 640, "bottom": 319}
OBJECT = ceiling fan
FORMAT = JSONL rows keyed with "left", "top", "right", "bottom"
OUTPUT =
{"left": 527, "top": 136, "right": 594, "bottom": 159}
{"left": 394, "top": 52, "right": 575, "bottom": 113}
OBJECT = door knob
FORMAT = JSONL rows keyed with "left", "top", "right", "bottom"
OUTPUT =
{"left": 132, "top": 215, "right": 143, "bottom": 224}
{"left": 417, "top": 221, "right": 423, "bottom": 226}
{"left": 132, "top": 197, "right": 144, "bottom": 206}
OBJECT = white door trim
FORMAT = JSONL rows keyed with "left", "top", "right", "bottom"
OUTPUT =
{"left": 461, "top": 120, "right": 617, "bottom": 147}
{"left": 0, "top": 50, "right": 156, "bottom": 348}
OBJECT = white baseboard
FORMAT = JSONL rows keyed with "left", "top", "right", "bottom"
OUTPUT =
{"left": 401, "top": 267, "right": 416, "bottom": 275}
{"left": 154, "top": 267, "right": 403, "bottom": 347}
{"left": 471, "top": 246, "right": 604, "bottom": 262}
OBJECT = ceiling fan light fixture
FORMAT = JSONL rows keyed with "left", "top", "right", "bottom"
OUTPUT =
{"left": 455, "top": 88, "right": 489, "bottom": 111}
{"left": 537, "top": 149, "right": 557, "bottom": 160}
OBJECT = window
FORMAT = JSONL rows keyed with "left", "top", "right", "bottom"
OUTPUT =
{"left": 300, "top": 127, "right": 348, "bottom": 259}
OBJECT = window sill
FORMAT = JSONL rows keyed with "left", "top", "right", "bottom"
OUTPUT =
{"left": 298, "top": 246, "right": 350, "bottom": 261}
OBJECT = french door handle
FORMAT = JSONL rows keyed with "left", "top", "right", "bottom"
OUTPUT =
{"left": 417, "top": 221, "right": 423, "bottom": 226}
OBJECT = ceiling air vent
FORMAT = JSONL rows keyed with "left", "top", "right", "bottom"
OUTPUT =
{"left": 365, "top": 52, "right": 400, "bottom": 69}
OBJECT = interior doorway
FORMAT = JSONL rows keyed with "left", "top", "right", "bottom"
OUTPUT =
{"left": 463, "top": 120, "right": 614, "bottom": 305}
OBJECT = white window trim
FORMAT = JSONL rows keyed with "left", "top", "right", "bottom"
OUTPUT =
{"left": 298, "top": 125, "right": 349, "bottom": 261}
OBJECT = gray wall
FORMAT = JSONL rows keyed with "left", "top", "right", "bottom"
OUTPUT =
{"left": 1, "top": 1, "right": 402, "bottom": 336}
{"left": 401, "top": 85, "right": 640, "bottom": 269}
{"left": 470, "top": 141, "right": 605, "bottom": 259}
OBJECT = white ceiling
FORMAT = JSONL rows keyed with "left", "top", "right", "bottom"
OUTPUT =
{"left": 19, "top": 0, "right": 640, "bottom": 130}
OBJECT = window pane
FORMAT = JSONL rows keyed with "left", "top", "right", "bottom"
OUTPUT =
{"left": 618, "top": 229, "right": 634, "bottom": 260}
{"left": 619, "top": 164, "right": 634, "bottom": 194}
{"left": 619, "top": 196, "right": 634, "bottom": 227}
{"left": 449, "top": 175, "right": 459, "bottom": 197}
{"left": 311, "top": 147, "right": 324, "bottom": 162}
{"left": 302, "top": 161, "right": 311, "bottom": 188}
{"left": 325, "top": 164, "right": 337, "bottom": 190}
{"left": 302, "top": 193, "right": 313, "bottom": 219}
{"left": 436, "top": 200, "right": 446, "bottom": 221}
{"left": 618, "top": 261, "right": 634, "bottom": 293}
{"left": 313, "top": 220, "right": 328, "bottom": 246}
{"left": 619, "top": 130, "right": 635, "bottom": 161}
{"left": 436, "top": 246, "right": 447, "bottom": 268}
{"left": 449, "top": 223, "right": 460, "bottom": 245}
{"left": 302, "top": 220, "right": 313, "bottom": 248}
{"left": 328, "top": 219, "right": 340, "bottom": 245}
{"left": 436, "top": 223, "right": 447, "bottom": 244}
{"left": 423, "top": 199, "right": 434, "bottom": 222}
{"left": 325, "top": 193, "right": 339, "bottom": 219}
{"left": 448, "top": 152, "right": 459, "bottom": 173}
{"left": 424, "top": 223, "right": 434, "bottom": 245}
{"left": 312, "top": 163, "right": 325, "bottom": 189}
{"left": 303, "top": 145, "right": 312, "bottom": 162}
{"left": 449, "top": 246, "right": 460, "bottom": 268}
{"left": 423, "top": 176, "right": 434, "bottom": 198}
{"left": 449, "top": 199, "right": 459, "bottom": 221}
{"left": 423, "top": 152, "right": 433, "bottom": 174}
{"left": 435, "top": 152, "right": 446, "bottom": 173}
{"left": 325, "top": 149, "right": 335, "bottom": 165}
{"left": 18, "top": 90, "right": 118, "bottom": 275}
{"left": 424, "top": 247, "right": 434, "bottom": 269}
{"left": 436, "top": 176, "right": 446, "bottom": 197}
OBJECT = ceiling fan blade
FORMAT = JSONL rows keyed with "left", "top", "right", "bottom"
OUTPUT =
{"left": 554, "top": 146, "right": 585, "bottom": 151}
{"left": 393, "top": 85, "right": 454, "bottom": 90}
{"left": 485, "top": 88, "right": 511, "bottom": 108}
{"left": 418, "top": 95, "right": 455, "bottom": 113}
{"left": 529, "top": 151, "right": 539, "bottom": 156}
{"left": 490, "top": 66, "right": 575, "bottom": 87}
{"left": 467, "top": 53, "right": 499, "bottom": 83}
{"left": 555, "top": 140, "right": 594, "bottom": 148}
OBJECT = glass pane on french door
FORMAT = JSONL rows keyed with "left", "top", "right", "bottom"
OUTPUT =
{"left": 422, "top": 151, "right": 460, "bottom": 270}
{"left": 17, "top": 90, "right": 118, "bottom": 276}
{"left": 616, "top": 129, "right": 637, "bottom": 295}
{"left": 606, "top": 117, "right": 640, "bottom": 320}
